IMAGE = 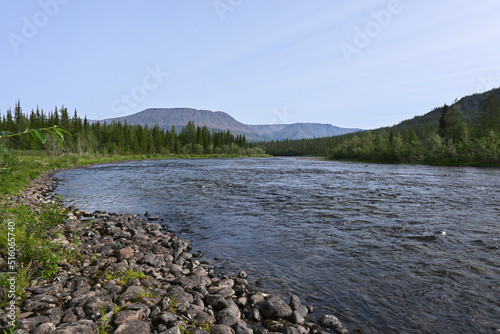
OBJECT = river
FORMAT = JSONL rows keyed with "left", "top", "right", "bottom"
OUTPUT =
{"left": 53, "top": 157, "right": 500, "bottom": 333}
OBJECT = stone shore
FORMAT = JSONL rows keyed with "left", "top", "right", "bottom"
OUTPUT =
{"left": 0, "top": 173, "right": 348, "bottom": 334}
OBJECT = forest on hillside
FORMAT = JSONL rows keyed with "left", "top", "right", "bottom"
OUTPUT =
{"left": 0, "top": 101, "right": 263, "bottom": 156}
{"left": 259, "top": 90, "right": 500, "bottom": 165}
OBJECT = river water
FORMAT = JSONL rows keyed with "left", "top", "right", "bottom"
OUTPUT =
{"left": 53, "top": 158, "right": 500, "bottom": 333}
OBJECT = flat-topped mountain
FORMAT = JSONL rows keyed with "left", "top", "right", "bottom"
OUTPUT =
{"left": 100, "top": 108, "right": 362, "bottom": 141}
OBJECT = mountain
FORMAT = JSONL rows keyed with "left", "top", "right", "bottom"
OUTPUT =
{"left": 100, "top": 108, "right": 362, "bottom": 141}
{"left": 248, "top": 123, "right": 361, "bottom": 140}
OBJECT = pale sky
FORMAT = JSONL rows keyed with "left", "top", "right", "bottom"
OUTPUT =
{"left": 1, "top": 1, "right": 499, "bottom": 129}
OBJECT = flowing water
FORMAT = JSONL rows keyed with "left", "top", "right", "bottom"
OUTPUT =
{"left": 53, "top": 158, "right": 500, "bottom": 333}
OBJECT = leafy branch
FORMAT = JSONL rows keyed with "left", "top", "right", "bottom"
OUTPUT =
{"left": 0, "top": 125, "right": 70, "bottom": 155}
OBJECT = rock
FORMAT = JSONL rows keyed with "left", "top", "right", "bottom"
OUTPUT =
{"left": 116, "top": 246, "right": 135, "bottom": 260}
{"left": 69, "top": 291, "right": 96, "bottom": 308}
{"left": 204, "top": 294, "right": 225, "bottom": 307}
{"left": 257, "top": 295, "right": 293, "bottom": 320}
{"left": 289, "top": 295, "right": 301, "bottom": 311}
{"left": 23, "top": 294, "right": 59, "bottom": 312}
{"left": 218, "top": 315, "right": 240, "bottom": 327}
{"left": 232, "top": 320, "right": 254, "bottom": 334}
{"left": 46, "top": 307, "right": 63, "bottom": 325}
{"left": 318, "top": 315, "right": 347, "bottom": 333}
{"left": 173, "top": 275, "right": 203, "bottom": 289}
{"left": 84, "top": 297, "right": 114, "bottom": 318}
{"left": 118, "top": 286, "right": 146, "bottom": 306}
{"left": 139, "top": 253, "right": 158, "bottom": 266}
{"left": 250, "top": 308, "right": 262, "bottom": 322}
{"left": 17, "top": 316, "right": 50, "bottom": 331}
{"left": 52, "top": 319, "right": 98, "bottom": 333}
{"left": 32, "top": 322, "right": 57, "bottom": 334}
{"left": 114, "top": 320, "right": 151, "bottom": 334}
{"left": 217, "top": 287, "right": 235, "bottom": 298}
{"left": 166, "top": 285, "right": 194, "bottom": 305}
{"left": 114, "top": 310, "right": 147, "bottom": 326}
{"left": 212, "top": 324, "right": 236, "bottom": 334}
{"left": 282, "top": 325, "right": 299, "bottom": 334}
{"left": 158, "top": 311, "right": 178, "bottom": 326}
{"left": 184, "top": 307, "right": 215, "bottom": 324}
{"left": 249, "top": 293, "right": 265, "bottom": 306}
{"left": 215, "top": 299, "right": 241, "bottom": 319}
{"left": 289, "top": 310, "right": 305, "bottom": 324}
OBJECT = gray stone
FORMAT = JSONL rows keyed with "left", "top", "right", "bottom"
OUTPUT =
{"left": 204, "top": 294, "right": 225, "bottom": 307}
{"left": 118, "top": 286, "right": 146, "bottom": 306}
{"left": 114, "top": 310, "right": 147, "bottom": 325}
{"left": 232, "top": 320, "right": 254, "bottom": 334}
{"left": 17, "top": 316, "right": 50, "bottom": 331}
{"left": 184, "top": 307, "right": 215, "bottom": 324}
{"left": 114, "top": 320, "right": 151, "bottom": 334}
{"left": 289, "top": 310, "right": 305, "bottom": 324}
{"left": 249, "top": 293, "right": 265, "bottom": 306}
{"left": 217, "top": 315, "right": 240, "bottom": 327}
{"left": 318, "top": 315, "right": 345, "bottom": 332}
{"left": 84, "top": 297, "right": 114, "bottom": 317}
{"left": 23, "top": 294, "right": 59, "bottom": 312}
{"left": 250, "top": 308, "right": 262, "bottom": 322}
{"left": 166, "top": 285, "right": 194, "bottom": 305}
{"left": 282, "top": 325, "right": 299, "bottom": 334}
{"left": 257, "top": 295, "right": 293, "bottom": 320}
{"left": 217, "top": 287, "right": 235, "bottom": 298}
{"left": 52, "top": 319, "right": 98, "bottom": 334}
{"left": 32, "top": 322, "right": 56, "bottom": 334}
{"left": 212, "top": 279, "right": 234, "bottom": 289}
{"left": 173, "top": 275, "right": 203, "bottom": 289}
{"left": 216, "top": 299, "right": 240, "bottom": 319}
{"left": 46, "top": 306, "right": 62, "bottom": 325}
{"left": 212, "top": 324, "right": 236, "bottom": 334}
{"left": 69, "top": 291, "right": 96, "bottom": 308}
{"left": 289, "top": 295, "right": 301, "bottom": 311}
{"left": 139, "top": 253, "right": 158, "bottom": 266}
{"left": 158, "top": 311, "right": 178, "bottom": 326}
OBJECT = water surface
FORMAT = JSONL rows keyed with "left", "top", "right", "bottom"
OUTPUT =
{"left": 54, "top": 158, "right": 500, "bottom": 333}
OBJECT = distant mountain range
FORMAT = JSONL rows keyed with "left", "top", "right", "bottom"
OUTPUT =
{"left": 99, "top": 108, "right": 362, "bottom": 141}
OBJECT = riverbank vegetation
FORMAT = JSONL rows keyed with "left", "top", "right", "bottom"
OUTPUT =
{"left": 259, "top": 88, "right": 500, "bottom": 166}
{"left": 0, "top": 101, "right": 264, "bottom": 157}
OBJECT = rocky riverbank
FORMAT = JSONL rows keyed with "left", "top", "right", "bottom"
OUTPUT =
{"left": 0, "top": 172, "right": 349, "bottom": 334}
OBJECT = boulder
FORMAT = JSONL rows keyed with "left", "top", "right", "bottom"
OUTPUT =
{"left": 114, "top": 320, "right": 151, "bottom": 334}
{"left": 257, "top": 296, "right": 293, "bottom": 320}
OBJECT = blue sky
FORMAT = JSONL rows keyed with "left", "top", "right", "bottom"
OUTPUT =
{"left": 1, "top": 1, "right": 499, "bottom": 129}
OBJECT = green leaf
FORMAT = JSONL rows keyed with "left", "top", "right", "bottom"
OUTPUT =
{"left": 0, "top": 143, "right": 9, "bottom": 155}
{"left": 45, "top": 128, "right": 64, "bottom": 148}
{"left": 0, "top": 130, "right": 13, "bottom": 138}
{"left": 53, "top": 126, "right": 71, "bottom": 136}
{"left": 33, "top": 129, "right": 46, "bottom": 145}
{"left": 28, "top": 131, "right": 42, "bottom": 149}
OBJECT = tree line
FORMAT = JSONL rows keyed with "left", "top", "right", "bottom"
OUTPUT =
{"left": 0, "top": 101, "right": 264, "bottom": 156}
{"left": 259, "top": 91, "right": 500, "bottom": 165}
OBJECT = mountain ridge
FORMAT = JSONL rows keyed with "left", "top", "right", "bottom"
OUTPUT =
{"left": 99, "top": 108, "right": 362, "bottom": 141}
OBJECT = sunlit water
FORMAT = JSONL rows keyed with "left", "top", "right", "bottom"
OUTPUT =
{"left": 53, "top": 158, "right": 500, "bottom": 333}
